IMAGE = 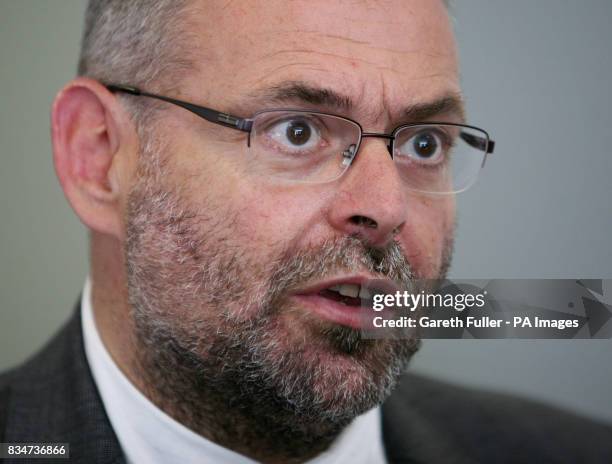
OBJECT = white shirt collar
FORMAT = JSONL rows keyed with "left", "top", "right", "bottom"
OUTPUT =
{"left": 81, "top": 278, "right": 387, "bottom": 464}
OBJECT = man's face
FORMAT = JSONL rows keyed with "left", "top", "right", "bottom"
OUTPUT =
{"left": 125, "top": 0, "right": 458, "bottom": 438}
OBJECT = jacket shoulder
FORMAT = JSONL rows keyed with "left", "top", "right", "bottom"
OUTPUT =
{"left": 0, "top": 312, "right": 81, "bottom": 441}
{"left": 0, "top": 307, "right": 125, "bottom": 463}
{"left": 383, "top": 373, "right": 612, "bottom": 464}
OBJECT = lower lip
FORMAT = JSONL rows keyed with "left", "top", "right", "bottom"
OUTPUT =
{"left": 291, "top": 293, "right": 369, "bottom": 329}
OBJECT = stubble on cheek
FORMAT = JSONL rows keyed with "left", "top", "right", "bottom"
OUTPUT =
{"left": 125, "top": 175, "right": 261, "bottom": 326}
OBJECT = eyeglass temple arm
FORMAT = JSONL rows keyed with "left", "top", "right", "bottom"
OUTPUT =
{"left": 460, "top": 131, "right": 495, "bottom": 154}
{"left": 105, "top": 84, "right": 253, "bottom": 132}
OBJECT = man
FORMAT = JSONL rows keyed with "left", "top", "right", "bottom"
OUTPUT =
{"left": 0, "top": 0, "right": 610, "bottom": 463}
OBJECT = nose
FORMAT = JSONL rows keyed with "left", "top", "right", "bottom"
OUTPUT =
{"left": 325, "top": 138, "right": 408, "bottom": 247}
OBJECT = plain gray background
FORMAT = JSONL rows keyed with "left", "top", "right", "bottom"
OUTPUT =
{"left": 1, "top": 1, "right": 611, "bottom": 424}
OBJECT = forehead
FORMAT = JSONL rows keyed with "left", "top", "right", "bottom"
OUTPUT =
{"left": 183, "top": 0, "right": 458, "bottom": 122}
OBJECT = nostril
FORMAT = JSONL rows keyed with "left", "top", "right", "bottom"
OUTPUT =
{"left": 350, "top": 215, "right": 378, "bottom": 229}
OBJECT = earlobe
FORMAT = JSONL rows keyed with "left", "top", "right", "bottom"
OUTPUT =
{"left": 52, "top": 78, "right": 134, "bottom": 239}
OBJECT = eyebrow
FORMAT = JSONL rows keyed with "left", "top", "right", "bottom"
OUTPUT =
{"left": 404, "top": 94, "right": 465, "bottom": 123}
{"left": 247, "top": 80, "right": 465, "bottom": 123}
{"left": 249, "top": 81, "right": 353, "bottom": 111}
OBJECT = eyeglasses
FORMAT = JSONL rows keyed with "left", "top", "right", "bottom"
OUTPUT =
{"left": 106, "top": 83, "right": 495, "bottom": 194}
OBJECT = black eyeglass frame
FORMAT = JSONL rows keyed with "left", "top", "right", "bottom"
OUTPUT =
{"left": 105, "top": 83, "right": 495, "bottom": 165}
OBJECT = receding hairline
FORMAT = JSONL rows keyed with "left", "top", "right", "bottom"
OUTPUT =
{"left": 77, "top": 0, "right": 451, "bottom": 82}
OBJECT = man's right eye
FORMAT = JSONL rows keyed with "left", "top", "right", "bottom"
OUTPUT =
{"left": 265, "top": 118, "right": 323, "bottom": 154}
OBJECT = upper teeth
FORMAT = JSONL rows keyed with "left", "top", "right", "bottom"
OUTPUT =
{"left": 329, "top": 284, "right": 371, "bottom": 299}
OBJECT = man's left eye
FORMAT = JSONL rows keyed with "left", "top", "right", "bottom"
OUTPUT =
{"left": 286, "top": 121, "right": 312, "bottom": 146}
{"left": 396, "top": 130, "right": 447, "bottom": 163}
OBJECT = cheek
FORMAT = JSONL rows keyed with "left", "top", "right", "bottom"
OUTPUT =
{"left": 400, "top": 196, "right": 455, "bottom": 278}
{"left": 171, "top": 134, "right": 327, "bottom": 260}
{"left": 230, "top": 182, "right": 327, "bottom": 253}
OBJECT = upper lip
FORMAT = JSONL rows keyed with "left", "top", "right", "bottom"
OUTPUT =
{"left": 293, "top": 274, "right": 402, "bottom": 296}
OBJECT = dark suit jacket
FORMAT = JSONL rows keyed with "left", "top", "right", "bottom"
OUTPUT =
{"left": 1, "top": 306, "right": 611, "bottom": 464}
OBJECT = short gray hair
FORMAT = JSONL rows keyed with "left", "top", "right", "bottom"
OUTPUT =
{"left": 78, "top": 0, "right": 193, "bottom": 88}
{"left": 78, "top": 0, "right": 195, "bottom": 129}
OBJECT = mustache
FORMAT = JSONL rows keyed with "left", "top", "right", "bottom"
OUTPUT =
{"left": 265, "top": 235, "right": 414, "bottom": 302}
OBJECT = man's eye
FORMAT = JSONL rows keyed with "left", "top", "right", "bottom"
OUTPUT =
{"left": 285, "top": 121, "right": 312, "bottom": 146}
{"left": 266, "top": 119, "right": 322, "bottom": 153}
{"left": 396, "top": 130, "right": 449, "bottom": 164}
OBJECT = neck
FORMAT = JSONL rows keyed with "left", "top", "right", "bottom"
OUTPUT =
{"left": 90, "top": 232, "right": 140, "bottom": 381}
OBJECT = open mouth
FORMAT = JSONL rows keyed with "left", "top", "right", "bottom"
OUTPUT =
{"left": 291, "top": 278, "right": 390, "bottom": 329}
{"left": 318, "top": 284, "right": 372, "bottom": 307}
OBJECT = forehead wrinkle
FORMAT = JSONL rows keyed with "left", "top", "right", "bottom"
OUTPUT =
{"left": 296, "top": 31, "right": 455, "bottom": 60}
{"left": 262, "top": 46, "right": 447, "bottom": 69}
{"left": 281, "top": 29, "right": 429, "bottom": 55}
{"left": 364, "top": 71, "right": 391, "bottom": 127}
{"left": 262, "top": 48, "right": 378, "bottom": 68}
{"left": 317, "top": 33, "right": 369, "bottom": 46}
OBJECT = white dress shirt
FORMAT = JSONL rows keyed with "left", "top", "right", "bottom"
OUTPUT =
{"left": 81, "top": 278, "right": 388, "bottom": 464}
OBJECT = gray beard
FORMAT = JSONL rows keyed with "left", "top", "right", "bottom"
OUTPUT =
{"left": 123, "top": 145, "right": 452, "bottom": 462}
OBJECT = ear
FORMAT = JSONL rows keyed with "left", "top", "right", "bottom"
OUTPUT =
{"left": 51, "top": 78, "right": 138, "bottom": 240}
